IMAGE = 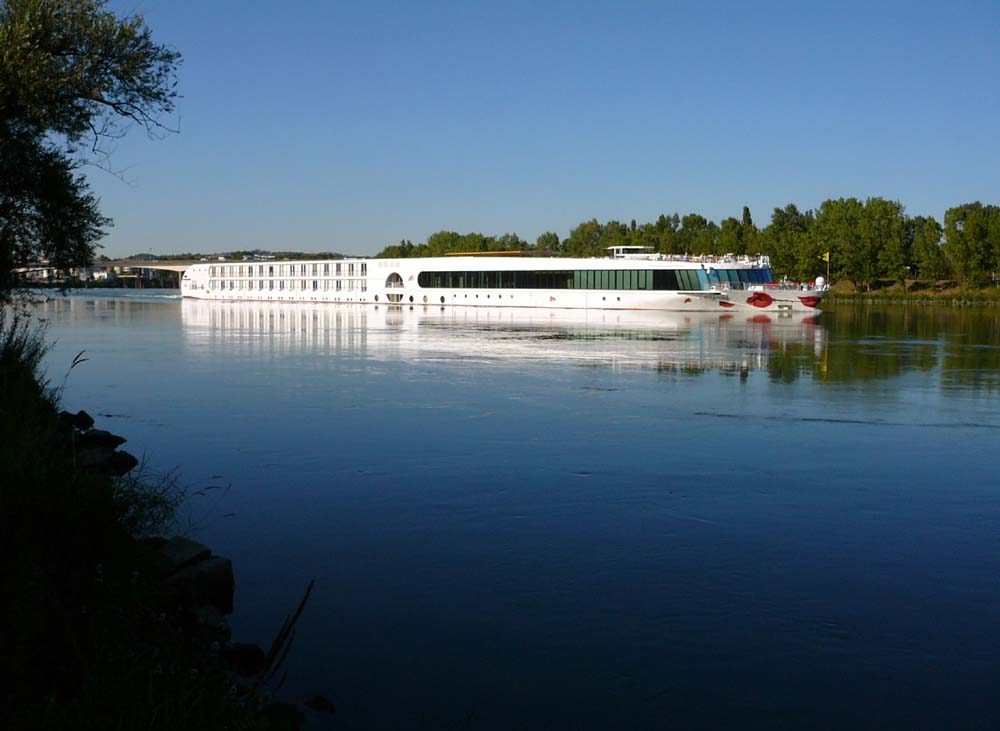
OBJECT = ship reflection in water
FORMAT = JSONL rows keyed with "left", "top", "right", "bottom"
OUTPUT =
{"left": 180, "top": 299, "right": 824, "bottom": 377}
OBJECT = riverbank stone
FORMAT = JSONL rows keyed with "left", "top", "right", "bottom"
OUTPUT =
{"left": 60, "top": 409, "right": 95, "bottom": 430}
{"left": 163, "top": 556, "right": 235, "bottom": 614}
{"left": 157, "top": 536, "right": 212, "bottom": 575}
{"left": 78, "top": 428, "right": 127, "bottom": 449}
{"left": 221, "top": 642, "right": 267, "bottom": 676}
{"left": 185, "top": 604, "right": 232, "bottom": 644}
{"left": 76, "top": 447, "right": 139, "bottom": 475}
{"left": 260, "top": 700, "right": 306, "bottom": 731}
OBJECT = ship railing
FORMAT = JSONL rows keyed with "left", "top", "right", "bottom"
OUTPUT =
{"left": 710, "top": 281, "right": 829, "bottom": 293}
{"left": 614, "top": 253, "right": 773, "bottom": 267}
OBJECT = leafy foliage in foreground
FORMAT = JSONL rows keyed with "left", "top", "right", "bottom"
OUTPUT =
{"left": 0, "top": 0, "right": 181, "bottom": 293}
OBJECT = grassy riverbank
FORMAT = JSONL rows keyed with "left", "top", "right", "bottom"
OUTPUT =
{"left": 825, "top": 280, "right": 1000, "bottom": 306}
{"left": 0, "top": 309, "right": 280, "bottom": 730}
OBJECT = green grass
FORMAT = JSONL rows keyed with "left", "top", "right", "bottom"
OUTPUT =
{"left": 826, "top": 281, "right": 1000, "bottom": 305}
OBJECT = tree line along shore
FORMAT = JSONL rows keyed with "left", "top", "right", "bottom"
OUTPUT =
{"left": 376, "top": 200, "right": 1000, "bottom": 296}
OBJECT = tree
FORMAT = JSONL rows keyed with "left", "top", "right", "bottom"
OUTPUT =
{"left": 813, "top": 198, "right": 866, "bottom": 287}
{"left": 0, "top": 130, "right": 109, "bottom": 280}
{"left": 675, "top": 213, "right": 717, "bottom": 254}
{"left": 652, "top": 213, "right": 680, "bottom": 254}
{"left": 535, "top": 231, "right": 560, "bottom": 252}
{"left": 718, "top": 217, "right": 741, "bottom": 254}
{"left": 907, "top": 216, "right": 949, "bottom": 281}
{"left": 760, "top": 204, "right": 814, "bottom": 279}
{"left": 863, "top": 198, "right": 907, "bottom": 288}
{"left": 0, "top": 0, "right": 180, "bottom": 291}
{"left": 562, "top": 219, "right": 604, "bottom": 257}
{"left": 943, "top": 203, "right": 1000, "bottom": 285}
{"left": 740, "top": 206, "right": 758, "bottom": 253}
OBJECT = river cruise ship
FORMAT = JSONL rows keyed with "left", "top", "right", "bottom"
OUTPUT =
{"left": 180, "top": 247, "right": 828, "bottom": 313}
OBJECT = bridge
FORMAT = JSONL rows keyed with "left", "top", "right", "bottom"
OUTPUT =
{"left": 101, "top": 259, "right": 199, "bottom": 273}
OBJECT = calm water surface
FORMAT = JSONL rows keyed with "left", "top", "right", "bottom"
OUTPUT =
{"left": 35, "top": 291, "right": 1000, "bottom": 729}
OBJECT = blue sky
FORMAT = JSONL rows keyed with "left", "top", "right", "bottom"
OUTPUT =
{"left": 93, "top": 0, "right": 1000, "bottom": 257}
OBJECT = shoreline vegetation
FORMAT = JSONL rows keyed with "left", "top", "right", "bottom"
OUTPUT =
{"left": 825, "top": 281, "right": 1000, "bottom": 306}
{"left": 0, "top": 307, "right": 327, "bottom": 730}
{"left": 370, "top": 201, "right": 1000, "bottom": 297}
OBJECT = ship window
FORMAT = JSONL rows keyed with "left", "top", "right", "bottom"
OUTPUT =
{"left": 653, "top": 270, "right": 678, "bottom": 290}
{"left": 312, "top": 280, "right": 318, "bottom": 291}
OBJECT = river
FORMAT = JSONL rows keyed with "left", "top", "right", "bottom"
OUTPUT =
{"left": 34, "top": 291, "right": 1000, "bottom": 729}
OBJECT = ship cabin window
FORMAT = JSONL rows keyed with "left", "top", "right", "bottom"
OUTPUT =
{"left": 323, "top": 263, "right": 330, "bottom": 275}
{"left": 361, "top": 263, "right": 368, "bottom": 275}
{"left": 415, "top": 269, "right": 709, "bottom": 291}
{"left": 336, "top": 263, "right": 342, "bottom": 275}
{"left": 300, "top": 280, "right": 307, "bottom": 290}
{"left": 348, "top": 263, "right": 355, "bottom": 276}
{"left": 312, "top": 280, "right": 318, "bottom": 291}
{"left": 311, "top": 264, "right": 318, "bottom": 276}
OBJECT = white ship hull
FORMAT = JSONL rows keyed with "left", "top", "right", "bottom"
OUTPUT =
{"left": 180, "top": 255, "right": 827, "bottom": 313}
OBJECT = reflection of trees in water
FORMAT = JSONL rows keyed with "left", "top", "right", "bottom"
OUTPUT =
{"left": 939, "top": 309, "right": 1000, "bottom": 392}
{"left": 765, "top": 306, "right": 1000, "bottom": 391}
